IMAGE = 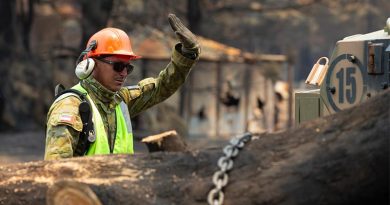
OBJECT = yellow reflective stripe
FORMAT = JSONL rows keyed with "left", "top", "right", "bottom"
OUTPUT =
{"left": 113, "top": 104, "right": 134, "bottom": 154}
{"left": 120, "top": 102, "right": 132, "bottom": 133}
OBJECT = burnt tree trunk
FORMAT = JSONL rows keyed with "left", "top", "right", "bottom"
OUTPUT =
{"left": 80, "top": 0, "right": 114, "bottom": 50}
{"left": 0, "top": 91, "right": 389, "bottom": 205}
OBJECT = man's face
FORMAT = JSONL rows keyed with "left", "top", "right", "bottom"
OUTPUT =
{"left": 92, "top": 56, "right": 133, "bottom": 92}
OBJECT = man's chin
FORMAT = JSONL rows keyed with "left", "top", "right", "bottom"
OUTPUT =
{"left": 113, "top": 82, "right": 124, "bottom": 91}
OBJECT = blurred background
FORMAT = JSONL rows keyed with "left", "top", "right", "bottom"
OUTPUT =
{"left": 0, "top": 0, "right": 388, "bottom": 163}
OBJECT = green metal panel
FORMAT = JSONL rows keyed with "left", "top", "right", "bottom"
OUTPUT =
{"left": 295, "top": 89, "right": 322, "bottom": 125}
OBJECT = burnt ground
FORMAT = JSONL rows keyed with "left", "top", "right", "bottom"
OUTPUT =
{"left": 0, "top": 131, "right": 153, "bottom": 164}
{"left": 0, "top": 130, "right": 227, "bottom": 165}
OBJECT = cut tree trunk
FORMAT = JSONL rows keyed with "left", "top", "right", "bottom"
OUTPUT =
{"left": 0, "top": 91, "right": 389, "bottom": 205}
{"left": 142, "top": 130, "right": 188, "bottom": 152}
{"left": 46, "top": 180, "right": 103, "bottom": 205}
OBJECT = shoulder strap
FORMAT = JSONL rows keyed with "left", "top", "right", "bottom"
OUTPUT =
{"left": 54, "top": 84, "right": 95, "bottom": 156}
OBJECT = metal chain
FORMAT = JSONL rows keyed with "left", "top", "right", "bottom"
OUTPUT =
{"left": 207, "top": 132, "right": 252, "bottom": 205}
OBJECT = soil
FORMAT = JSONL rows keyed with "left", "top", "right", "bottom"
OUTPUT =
{"left": 0, "top": 131, "right": 45, "bottom": 164}
{"left": 0, "top": 131, "right": 226, "bottom": 165}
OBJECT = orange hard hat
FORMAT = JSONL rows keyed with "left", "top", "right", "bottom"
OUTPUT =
{"left": 86, "top": 28, "right": 141, "bottom": 60}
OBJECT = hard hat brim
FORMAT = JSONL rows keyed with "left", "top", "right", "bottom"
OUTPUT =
{"left": 89, "top": 50, "right": 142, "bottom": 61}
{"left": 114, "top": 54, "right": 142, "bottom": 61}
{"left": 112, "top": 50, "right": 142, "bottom": 60}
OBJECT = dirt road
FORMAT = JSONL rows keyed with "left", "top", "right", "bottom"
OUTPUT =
{"left": 0, "top": 131, "right": 45, "bottom": 164}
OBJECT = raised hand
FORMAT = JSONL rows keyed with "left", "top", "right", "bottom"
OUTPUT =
{"left": 168, "top": 13, "right": 200, "bottom": 57}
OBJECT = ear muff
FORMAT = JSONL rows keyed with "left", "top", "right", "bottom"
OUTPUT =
{"left": 75, "top": 58, "right": 95, "bottom": 79}
{"left": 75, "top": 40, "right": 98, "bottom": 80}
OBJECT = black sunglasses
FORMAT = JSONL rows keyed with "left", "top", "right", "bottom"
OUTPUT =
{"left": 96, "top": 58, "right": 134, "bottom": 74}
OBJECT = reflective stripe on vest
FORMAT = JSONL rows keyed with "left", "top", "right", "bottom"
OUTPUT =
{"left": 72, "top": 83, "right": 134, "bottom": 155}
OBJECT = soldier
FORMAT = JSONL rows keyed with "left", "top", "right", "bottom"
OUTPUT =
{"left": 44, "top": 14, "right": 200, "bottom": 160}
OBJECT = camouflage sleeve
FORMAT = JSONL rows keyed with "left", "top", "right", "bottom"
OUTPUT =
{"left": 119, "top": 43, "right": 199, "bottom": 116}
{"left": 44, "top": 96, "right": 83, "bottom": 160}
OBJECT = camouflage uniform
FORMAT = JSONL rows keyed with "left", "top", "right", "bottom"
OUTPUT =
{"left": 45, "top": 44, "right": 199, "bottom": 160}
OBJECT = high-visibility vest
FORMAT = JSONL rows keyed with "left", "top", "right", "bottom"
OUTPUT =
{"left": 72, "top": 83, "right": 134, "bottom": 155}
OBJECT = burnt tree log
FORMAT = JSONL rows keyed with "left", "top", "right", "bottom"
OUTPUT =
{"left": 0, "top": 91, "right": 389, "bottom": 205}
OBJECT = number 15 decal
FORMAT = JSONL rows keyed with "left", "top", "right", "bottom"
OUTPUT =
{"left": 336, "top": 67, "right": 356, "bottom": 104}
{"left": 326, "top": 54, "right": 366, "bottom": 112}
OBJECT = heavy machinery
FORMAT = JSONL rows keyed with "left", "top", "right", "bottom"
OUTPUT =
{"left": 295, "top": 18, "right": 390, "bottom": 124}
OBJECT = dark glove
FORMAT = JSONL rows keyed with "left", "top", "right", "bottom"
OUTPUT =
{"left": 168, "top": 13, "right": 200, "bottom": 58}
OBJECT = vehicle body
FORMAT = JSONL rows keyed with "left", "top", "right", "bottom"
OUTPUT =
{"left": 295, "top": 18, "right": 390, "bottom": 124}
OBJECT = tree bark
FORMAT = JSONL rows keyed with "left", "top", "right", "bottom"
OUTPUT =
{"left": 0, "top": 0, "right": 15, "bottom": 60}
{"left": 0, "top": 91, "right": 389, "bottom": 205}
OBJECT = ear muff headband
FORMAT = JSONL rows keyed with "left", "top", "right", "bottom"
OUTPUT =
{"left": 76, "top": 40, "right": 98, "bottom": 65}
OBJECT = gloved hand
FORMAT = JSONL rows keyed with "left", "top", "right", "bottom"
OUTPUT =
{"left": 168, "top": 13, "right": 200, "bottom": 59}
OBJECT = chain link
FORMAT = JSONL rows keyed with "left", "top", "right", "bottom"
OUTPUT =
{"left": 223, "top": 145, "right": 239, "bottom": 157}
{"left": 217, "top": 156, "right": 233, "bottom": 172}
{"left": 207, "top": 132, "right": 252, "bottom": 205}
